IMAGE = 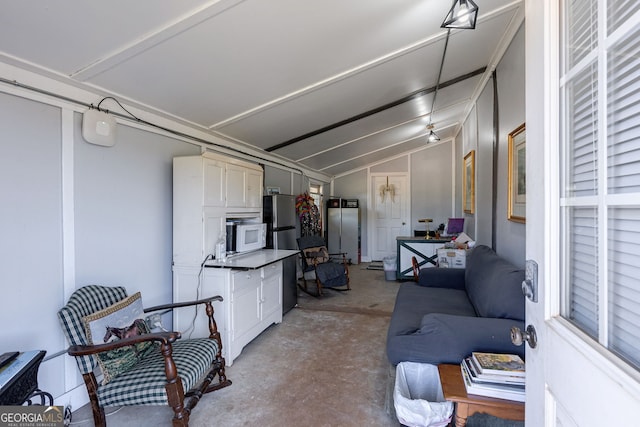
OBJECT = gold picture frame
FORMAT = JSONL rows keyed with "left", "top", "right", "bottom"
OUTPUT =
{"left": 463, "top": 150, "right": 475, "bottom": 214}
{"left": 508, "top": 123, "right": 526, "bottom": 223}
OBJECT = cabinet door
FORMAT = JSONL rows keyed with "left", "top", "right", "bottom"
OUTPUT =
{"left": 203, "top": 158, "right": 226, "bottom": 207}
{"left": 231, "top": 270, "right": 260, "bottom": 340}
{"left": 246, "top": 168, "right": 263, "bottom": 208}
{"left": 261, "top": 262, "right": 282, "bottom": 320}
{"left": 225, "top": 164, "right": 247, "bottom": 207}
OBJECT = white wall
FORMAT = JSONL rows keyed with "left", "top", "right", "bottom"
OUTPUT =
{"left": 0, "top": 93, "right": 66, "bottom": 397}
{"left": 410, "top": 142, "right": 454, "bottom": 232}
{"left": 456, "top": 24, "right": 526, "bottom": 267}
{"left": 495, "top": 25, "right": 526, "bottom": 264}
{"left": 0, "top": 91, "right": 206, "bottom": 408}
{"left": 333, "top": 143, "right": 454, "bottom": 261}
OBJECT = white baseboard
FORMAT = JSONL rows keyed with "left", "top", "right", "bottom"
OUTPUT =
{"left": 55, "top": 384, "right": 89, "bottom": 414}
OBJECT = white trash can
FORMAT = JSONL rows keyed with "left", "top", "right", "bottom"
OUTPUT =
{"left": 393, "top": 362, "right": 454, "bottom": 427}
{"left": 383, "top": 255, "right": 397, "bottom": 281}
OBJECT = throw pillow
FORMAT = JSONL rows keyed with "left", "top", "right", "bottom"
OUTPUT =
{"left": 303, "top": 246, "right": 330, "bottom": 266}
{"left": 82, "top": 292, "right": 155, "bottom": 384}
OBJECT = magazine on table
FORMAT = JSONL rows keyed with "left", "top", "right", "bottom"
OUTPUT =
{"left": 471, "top": 352, "right": 525, "bottom": 377}
{"left": 464, "top": 357, "right": 525, "bottom": 385}
{"left": 460, "top": 362, "right": 526, "bottom": 402}
{"left": 463, "top": 358, "right": 525, "bottom": 387}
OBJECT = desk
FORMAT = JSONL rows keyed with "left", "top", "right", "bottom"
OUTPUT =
{"left": 0, "top": 351, "right": 53, "bottom": 406}
{"left": 438, "top": 364, "right": 524, "bottom": 427}
{"left": 396, "top": 237, "right": 450, "bottom": 279}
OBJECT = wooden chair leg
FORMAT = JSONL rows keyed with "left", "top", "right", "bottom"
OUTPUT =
{"left": 160, "top": 341, "right": 190, "bottom": 427}
{"left": 82, "top": 373, "right": 106, "bottom": 427}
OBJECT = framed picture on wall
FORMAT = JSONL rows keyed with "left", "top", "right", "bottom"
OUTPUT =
{"left": 463, "top": 150, "right": 475, "bottom": 214}
{"left": 508, "top": 123, "right": 526, "bottom": 223}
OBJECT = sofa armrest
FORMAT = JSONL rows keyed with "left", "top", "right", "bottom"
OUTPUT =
{"left": 417, "top": 268, "right": 466, "bottom": 290}
{"left": 387, "top": 313, "right": 525, "bottom": 366}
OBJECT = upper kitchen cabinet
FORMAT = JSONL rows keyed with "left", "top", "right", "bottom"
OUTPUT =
{"left": 225, "top": 162, "right": 263, "bottom": 209}
{"left": 175, "top": 152, "right": 264, "bottom": 210}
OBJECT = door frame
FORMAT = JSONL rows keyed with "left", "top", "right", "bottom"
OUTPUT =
{"left": 526, "top": 2, "right": 640, "bottom": 426}
{"left": 367, "top": 172, "right": 410, "bottom": 262}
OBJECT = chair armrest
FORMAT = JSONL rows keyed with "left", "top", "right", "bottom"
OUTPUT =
{"left": 144, "top": 295, "right": 223, "bottom": 313}
{"left": 146, "top": 296, "right": 224, "bottom": 345}
{"left": 68, "top": 331, "right": 180, "bottom": 357}
{"left": 417, "top": 268, "right": 466, "bottom": 290}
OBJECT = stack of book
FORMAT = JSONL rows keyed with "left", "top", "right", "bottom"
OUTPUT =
{"left": 460, "top": 352, "right": 525, "bottom": 402}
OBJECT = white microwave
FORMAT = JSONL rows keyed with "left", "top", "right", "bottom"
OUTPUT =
{"left": 227, "top": 222, "right": 266, "bottom": 254}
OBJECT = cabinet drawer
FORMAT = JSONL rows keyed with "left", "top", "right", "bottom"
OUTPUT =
{"left": 232, "top": 270, "right": 259, "bottom": 294}
{"left": 261, "top": 261, "right": 282, "bottom": 280}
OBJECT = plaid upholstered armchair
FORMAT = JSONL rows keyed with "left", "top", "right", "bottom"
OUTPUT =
{"left": 58, "top": 285, "right": 231, "bottom": 427}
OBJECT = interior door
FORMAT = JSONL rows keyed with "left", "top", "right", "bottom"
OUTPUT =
{"left": 370, "top": 174, "right": 409, "bottom": 261}
{"left": 525, "top": 2, "right": 640, "bottom": 426}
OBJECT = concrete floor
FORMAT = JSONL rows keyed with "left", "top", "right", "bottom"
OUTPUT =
{"left": 70, "top": 264, "right": 403, "bottom": 427}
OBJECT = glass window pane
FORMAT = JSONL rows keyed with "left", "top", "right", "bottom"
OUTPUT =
{"left": 563, "top": 207, "right": 599, "bottom": 338}
{"left": 607, "top": 25, "right": 640, "bottom": 194}
{"left": 608, "top": 207, "right": 640, "bottom": 368}
{"left": 562, "top": 62, "right": 599, "bottom": 197}
{"left": 563, "top": 0, "right": 598, "bottom": 69}
{"left": 608, "top": 0, "right": 640, "bottom": 35}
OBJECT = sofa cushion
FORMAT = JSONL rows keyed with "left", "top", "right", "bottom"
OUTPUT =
{"left": 464, "top": 245, "right": 525, "bottom": 320}
{"left": 387, "top": 283, "right": 476, "bottom": 338}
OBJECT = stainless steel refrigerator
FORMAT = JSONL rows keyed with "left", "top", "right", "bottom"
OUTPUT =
{"left": 263, "top": 194, "right": 298, "bottom": 314}
{"left": 327, "top": 198, "right": 361, "bottom": 264}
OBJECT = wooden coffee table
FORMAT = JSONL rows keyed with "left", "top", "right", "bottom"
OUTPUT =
{"left": 438, "top": 364, "right": 524, "bottom": 427}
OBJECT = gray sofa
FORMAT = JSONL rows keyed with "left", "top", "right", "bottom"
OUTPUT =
{"left": 386, "top": 245, "right": 526, "bottom": 366}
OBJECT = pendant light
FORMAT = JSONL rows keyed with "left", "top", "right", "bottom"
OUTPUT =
{"left": 427, "top": 125, "right": 440, "bottom": 143}
{"left": 441, "top": 0, "right": 479, "bottom": 30}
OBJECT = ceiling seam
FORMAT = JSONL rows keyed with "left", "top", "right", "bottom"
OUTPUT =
{"left": 266, "top": 67, "right": 486, "bottom": 153}
{"left": 317, "top": 123, "right": 458, "bottom": 172}
{"left": 295, "top": 99, "right": 472, "bottom": 163}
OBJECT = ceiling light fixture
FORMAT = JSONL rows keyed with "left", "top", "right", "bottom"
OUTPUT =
{"left": 425, "top": 28, "right": 450, "bottom": 143}
{"left": 427, "top": 125, "right": 440, "bottom": 142}
{"left": 441, "top": 0, "right": 479, "bottom": 30}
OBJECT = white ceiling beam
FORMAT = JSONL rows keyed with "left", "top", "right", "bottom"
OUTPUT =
{"left": 70, "top": 0, "right": 246, "bottom": 80}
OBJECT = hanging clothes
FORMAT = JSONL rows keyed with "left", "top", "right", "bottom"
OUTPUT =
{"left": 296, "top": 193, "right": 321, "bottom": 236}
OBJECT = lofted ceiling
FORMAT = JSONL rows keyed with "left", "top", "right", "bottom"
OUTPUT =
{"left": 0, "top": 0, "right": 523, "bottom": 177}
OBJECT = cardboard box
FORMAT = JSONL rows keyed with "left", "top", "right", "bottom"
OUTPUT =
{"left": 437, "top": 248, "right": 467, "bottom": 269}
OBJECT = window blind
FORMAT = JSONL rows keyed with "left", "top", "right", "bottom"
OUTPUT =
{"left": 608, "top": 0, "right": 640, "bottom": 35}
{"left": 561, "top": 1, "right": 640, "bottom": 371}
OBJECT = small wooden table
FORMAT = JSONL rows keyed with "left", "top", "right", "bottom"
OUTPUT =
{"left": 438, "top": 364, "right": 524, "bottom": 427}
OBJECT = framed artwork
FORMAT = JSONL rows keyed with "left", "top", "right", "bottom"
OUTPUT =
{"left": 463, "top": 150, "right": 475, "bottom": 214}
{"left": 508, "top": 123, "right": 526, "bottom": 222}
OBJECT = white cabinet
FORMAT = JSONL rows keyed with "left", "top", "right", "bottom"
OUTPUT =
{"left": 260, "top": 262, "right": 283, "bottom": 320}
{"left": 173, "top": 151, "right": 274, "bottom": 365}
{"left": 225, "top": 164, "right": 247, "bottom": 208}
{"left": 230, "top": 269, "right": 261, "bottom": 343}
{"left": 246, "top": 168, "right": 263, "bottom": 208}
{"left": 172, "top": 260, "right": 283, "bottom": 365}
{"left": 173, "top": 153, "right": 263, "bottom": 266}
{"left": 203, "top": 158, "right": 226, "bottom": 207}
{"left": 225, "top": 162, "right": 264, "bottom": 209}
